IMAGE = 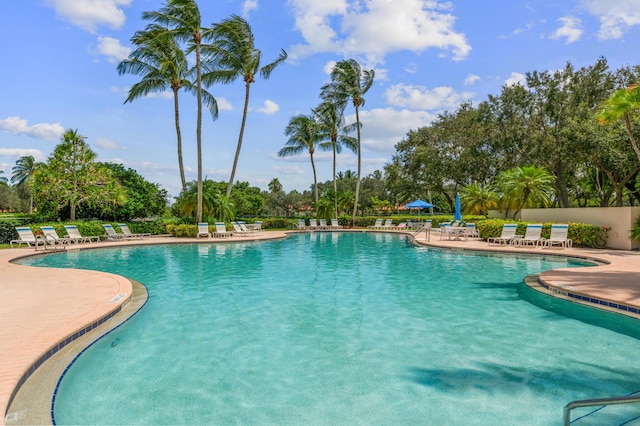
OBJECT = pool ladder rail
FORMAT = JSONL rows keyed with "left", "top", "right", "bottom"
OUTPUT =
{"left": 564, "top": 394, "right": 640, "bottom": 425}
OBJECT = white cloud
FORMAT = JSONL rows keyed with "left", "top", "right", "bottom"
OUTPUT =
{"left": 144, "top": 91, "right": 174, "bottom": 100}
{"left": 582, "top": 0, "right": 640, "bottom": 39}
{"left": 0, "top": 148, "right": 47, "bottom": 163}
{"left": 94, "top": 138, "right": 123, "bottom": 150}
{"left": 384, "top": 84, "right": 475, "bottom": 111}
{"left": 464, "top": 74, "right": 480, "bottom": 85}
{"left": 46, "top": 0, "right": 131, "bottom": 33}
{"left": 243, "top": 0, "right": 258, "bottom": 17}
{"left": 354, "top": 108, "right": 437, "bottom": 154}
{"left": 254, "top": 100, "right": 279, "bottom": 115}
{"left": 216, "top": 97, "right": 233, "bottom": 111}
{"left": 405, "top": 63, "right": 418, "bottom": 74}
{"left": 550, "top": 16, "right": 583, "bottom": 43}
{"left": 288, "top": 0, "right": 471, "bottom": 64}
{"left": 95, "top": 36, "right": 131, "bottom": 62}
{"left": 323, "top": 60, "right": 337, "bottom": 75}
{"left": 504, "top": 72, "right": 527, "bottom": 87}
{"left": 273, "top": 165, "right": 305, "bottom": 175}
{"left": 0, "top": 116, "right": 65, "bottom": 140}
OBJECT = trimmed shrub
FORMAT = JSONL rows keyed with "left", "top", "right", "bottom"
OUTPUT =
{"left": 0, "top": 219, "right": 23, "bottom": 244}
{"left": 477, "top": 219, "right": 608, "bottom": 249}
{"left": 166, "top": 224, "right": 198, "bottom": 238}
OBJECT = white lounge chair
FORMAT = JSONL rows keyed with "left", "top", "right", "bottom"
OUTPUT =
{"left": 318, "top": 218, "right": 328, "bottom": 229}
{"left": 10, "top": 227, "right": 44, "bottom": 248}
{"left": 231, "top": 222, "right": 253, "bottom": 236}
{"left": 308, "top": 219, "right": 319, "bottom": 230}
{"left": 380, "top": 219, "right": 393, "bottom": 229}
{"left": 463, "top": 223, "right": 479, "bottom": 239}
{"left": 119, "top": 223, "right": 151, "bottom": 239}
{"left": 330, "top": 219, "right": 342, "bottom": 229}
{"left": 439, "top": 223, "right": 452, "bottom": 240}
{"left": 238, "top": 221, "right": 258, "bottom": 235}
{"left": 542, "top": 224, "right": 573, "bottom": 249}
{"left": 103, "top": 224, "right": 128, "bottom": 240}
{"left": 515, "top": 224, "right": 543, "bottom": 247}
{"left": 252, "top": 221, "right": 264, "bottom": 232}
{"left": 487, "top": 224, "right": 519, "bottom": 245}
{"left": 296, "top": 219, "right": 307, "bottom": 231}
{"left": 40, "top": 226, "right": 74, "bottom": 245}
{"left": 64, "top": 225, "right": 100, "bottom": 243}
{"left": 196, "top": 223, "right": 211, "bottom": 239}
{"left": 368, "top": 219, "right": 383, "bottom": 229}
{"left": 214, "top": 222, "right": 233, "bottom": 238}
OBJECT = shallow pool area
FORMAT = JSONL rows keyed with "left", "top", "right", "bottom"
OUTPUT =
{"left": 22, "top": 232, "right": 640, "bottom": 425}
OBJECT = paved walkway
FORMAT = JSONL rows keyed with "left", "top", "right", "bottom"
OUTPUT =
{"left": 1, "top": 230, "right": 639, "bottom": 425}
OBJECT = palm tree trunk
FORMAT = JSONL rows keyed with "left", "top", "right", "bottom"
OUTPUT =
{"left": 351, "top": 105, "right": 361, "bottom": 227}
{"left": 624, "top": 113, "right": 640, "bottom": 161}
{"left": 226, "top": 81, "right": 251, "bottom": 198}
{"left": 333, "top": 141, "right": 338, "bottom": 218}
{"left": 173, "top": 88, "right": 187, "bottom": 192}
{"left": 311, "top": 153, "right": 318, "bottom": 203}
{"left": 195, "top": 37, "right": 203, "bottom": 223}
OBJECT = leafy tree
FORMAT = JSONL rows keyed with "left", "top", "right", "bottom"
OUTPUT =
{"left": 76, "top": 163, "right": 168, "bottom": 220}
{"left": 0, "top": 171, "right": 6, "bottom": 184}
{"left": 279, "top": 114, "right": 322, "bottom": 202}
{"left": 575, "top": 117, "right": 640, "bottom": 206}
{"left": 321, "top": 59, "right": 374, "bottom": 225}
{"left": 143, "top": 0, "right": 211, "bottom": 223}
{"left": 10, "top": 155, "right": 37, "bottom": 213}
{"left": 525, "top": 59, "right": 613, "bottom": 207}
{"left": 118, "top": 25, "right": 218, "bottom": 192}
{"left": 202, "top": 14, "right": 287, "bottom": 198}
{"left": 32, "top": 129, "right": 126, "bottom": 220}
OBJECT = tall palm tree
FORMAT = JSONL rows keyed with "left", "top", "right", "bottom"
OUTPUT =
{"left": 142, "top": 0, "right": 210, "bottom": 223}
{"left": 201, "top": 14, "right": 287, "bottom": 198}
{"left": 278, "top": 114, "right": 321, "bottom": 202}
{"left": 268, "top": 177, "right": 282, "bottom": 193}
{"left": 321, "top": 59, "right": 374, "bottom": 226}
{"left": 597, "top": 83, "right": 640, "bottom": 161}
{"left": 117, "top": 26, "right": 218, "bottom": 192}
{"left": 313, "top": 100, "right": 357, "bottom": 218}
{"left": 11, "top": 155, "right": 36, "bottom": 213}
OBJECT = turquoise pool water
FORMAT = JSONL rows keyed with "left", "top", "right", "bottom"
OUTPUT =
{"left": 23, "top": 233, "right": 640, "bottom": 425}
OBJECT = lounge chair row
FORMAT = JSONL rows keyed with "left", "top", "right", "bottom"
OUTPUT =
{"left": 488, "top": 223, "right": 573, "bottom": 249}
{"left": 296, "top": 219, "right": 343, "bottom": 231}
{"left": 196, "top": 221, "right": 264, "bottom": 239}
{"left": 367, "top": 219, "right": 408, "bottom": 231}
{"left": 10, "top": 224, "right": 150, "bottom": 248}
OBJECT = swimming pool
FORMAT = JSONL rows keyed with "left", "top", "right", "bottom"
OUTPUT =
{"left": 23, "top": 232, "right": 640, "bottom": 424}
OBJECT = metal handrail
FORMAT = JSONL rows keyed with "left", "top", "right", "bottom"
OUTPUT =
{"left": 564, "top": 395, "right": 640, "bottom": 425}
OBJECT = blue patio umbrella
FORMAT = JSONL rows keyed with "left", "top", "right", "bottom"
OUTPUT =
{"left": 454, "top": 193, "right": 462, "bottom": 221}
{"left": 405, "top": 199, "right": 434, "bottom": 221}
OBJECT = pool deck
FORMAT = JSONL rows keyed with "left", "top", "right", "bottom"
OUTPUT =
{"left": 2, "top": 229, "right": 640, "bottom": 425}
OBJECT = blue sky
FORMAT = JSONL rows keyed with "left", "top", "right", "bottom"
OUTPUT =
{"left": 1, "top": 0, "right": 639, "bottom": 198}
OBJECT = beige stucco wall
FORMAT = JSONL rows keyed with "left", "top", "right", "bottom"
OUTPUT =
{"left": 489, "top": 207, "right": 640, "bottom": 250}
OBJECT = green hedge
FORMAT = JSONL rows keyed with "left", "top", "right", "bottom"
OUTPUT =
{"left": 166, "top": 223, "right": 199, "bottom": 238}
{"left": 0, "top": 219, "right": 167, "bottom": 244}
{"left": 0, "top": 220, "right": 23, "bottom": 244}
{"left": 476, "top": 219, "right": 608, "bottom": 249}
